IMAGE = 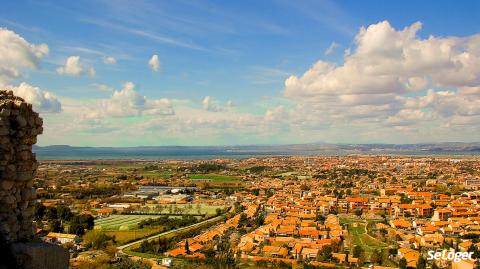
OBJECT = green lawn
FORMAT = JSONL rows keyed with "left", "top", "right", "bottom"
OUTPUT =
{"left": 95, "top": 214, "right": 181, "bottom": 230}
{"left": 104, "top": 227, "right": 164, "bottom": 244}
{"left": 124, "top": 249, "right": 160, "bottom": 259}
{"left": 189, "top": 174, "right": 241, "bottom": 181}
{"left": 139, "top": 171, "right": 173, "bottom": 179}
{"left": 348, "top": 223, "right": 387, "bottom": 252}
{"left": 348, "top": 222, "right": 399, "bottom": 266}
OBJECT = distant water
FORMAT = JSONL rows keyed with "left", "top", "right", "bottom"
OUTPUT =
{"left": 33, "top": 146, "right": 293, "bottom": 160}
{"left": 33, "top": 145, "right": 480, "bottom": 160}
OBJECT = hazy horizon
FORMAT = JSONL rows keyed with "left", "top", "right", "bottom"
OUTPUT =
{"left": 34, "top": 141, "right": 480, "bottom": 148}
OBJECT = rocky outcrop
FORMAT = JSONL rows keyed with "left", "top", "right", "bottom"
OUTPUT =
{"left": 0, "top": 90, "right": 68, "bottom": 269}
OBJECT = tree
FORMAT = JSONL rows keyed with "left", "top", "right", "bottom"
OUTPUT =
{"left": 83, "top": 230, "right": 112, "bottom": 250}
{"left": 185, "top": 239, "right": 190, "bottom": 254}
{"left": 69, "top": 214, "right": 94, "bottom": 236}
{"left": 45, "top": 207, "right": 58, "bottom": 220}
{"left": 399, "top": 258, "right": 407, "bottom": 269}
{"left": 316, "top": 214, "right": 326, "bottom": 223}
{"left": 317, "top": 245, "right": 333, "bottom": 262}
{"left": 370, "top": 249, "right": 382, "bottom": 265}
{"left": 50, "top": 220, "right": 63, "bottom": 233}
{"left": 254, "top": 214, "right": 265, "bottom": 227}
{"left": 353, "top": 246, "right": 364, "bottom": 258}
{"left": 431, "top": 262, "right": 439, "bottom": 269}
{"left": 113, "top": 257, "right": 151, "bottom": 269}
{"left": 354, "top": 209, "right": 363, "bottom": 217}
{"left": 57, "top": 205, "right": 73, "bottom": 221}
{"left": 34, "top": 203, "right": 46, "bottom": 220}
{"left": 416, "top": 256, "right": 426, "bottom": 269}
{"left": 266, "top": 189, "right": 274, "bottom": 198}
{"left": 69, "top": 223, "right": 85, "bottom": 236}
{"left": 468, "top": 244, "right": 480, "bottom": 259}
{"left": 239, "top": 213, "right": 248, "bottom": 226}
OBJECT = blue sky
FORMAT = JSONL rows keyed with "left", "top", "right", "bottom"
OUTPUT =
{"left": 1, "top": 0, "right": 480, "bottom": 146}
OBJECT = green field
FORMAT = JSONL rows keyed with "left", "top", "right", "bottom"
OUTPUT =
{"left": 139, "top": 171, "right": 173, "bottom": 179}
{"left": 189, "top": 174, "right": 241, "bottom": 181}
{"left": 95, "top": 215, "right": 179, "bottom": 230}
{"left": 349, "top": 223, "right": 387, "bottom": 251}
{"left": 104, "top": 227, "right": 163, "bottom": 244}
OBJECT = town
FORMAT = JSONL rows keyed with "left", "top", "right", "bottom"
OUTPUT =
{"left": 33, "top": 156, "right": 480, "bottom": 269}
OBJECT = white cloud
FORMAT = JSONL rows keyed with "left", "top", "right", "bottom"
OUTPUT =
{"left": 88, "top": 81, "right": 174, "bottom": 118}
{"left": 34, "top": 20, "right": 480, "bottom": 145}
{"left": 57, "top": 56, "right": 95, "bottom": 77}
{"left": 0, "top": 27, "right": 48, "bottom": 85}
{"left": 103, "top": 56, "right": 116, "bottom": 64}
{"left": 387, "top": 109, "right": 435, "bottom": 126}
{"left": 8, "top": 82, "right": 61, "bottom": 113}
{"left": 148, "top": 54, "right": 160, "bottom": 72}
{"left": 283, "top": 20, "right": 480, "bottom": 136}
{"left": 324, "top": 42, "right": 338, "bottom": 55}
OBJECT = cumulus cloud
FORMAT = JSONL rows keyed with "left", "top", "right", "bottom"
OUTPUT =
{"left": 8, "top": 82, "right": 61, "bottom": 113}
{"left": 148, "top": 54, "right": 160, "bottom": 72}
{"left": 57, "top": 56, "right": 95, "bottom": 76}
{"left": 103, "top": 56, "right": 116, "bottom": 64}
{"left": 0, "top": 27, "right": 49, "bottom": 85}
{"left": 283, "top": 20, "right": 480, "bottom": 134}
{"left": 89, "top": 81, "right": 174, "bottom": 118}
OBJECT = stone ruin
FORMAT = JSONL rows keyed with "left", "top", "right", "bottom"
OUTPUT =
{"left": 0, "top": 90, "right": 68, "bottom": 269}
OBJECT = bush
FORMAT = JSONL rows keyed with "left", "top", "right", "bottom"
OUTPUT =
{"left": 113, "top": 257, "right": 151, "bottom": 269}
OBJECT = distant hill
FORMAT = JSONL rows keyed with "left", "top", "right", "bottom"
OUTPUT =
{"left": 32, "top": 142, "right": 480, "bottom": 160}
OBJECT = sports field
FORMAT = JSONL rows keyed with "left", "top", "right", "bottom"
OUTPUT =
{"left": 95, "top": 214, "right": 177, "bottom": 230}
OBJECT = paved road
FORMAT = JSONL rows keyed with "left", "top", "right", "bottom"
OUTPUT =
{"left": 117, "top": 214, "right": 225, "bottom": 252}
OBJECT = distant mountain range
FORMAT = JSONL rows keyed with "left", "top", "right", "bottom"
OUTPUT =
{"left": 32, "top": 143, "right": 480, "bottom": 160}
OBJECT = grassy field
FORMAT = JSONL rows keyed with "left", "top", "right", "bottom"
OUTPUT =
{"left": 349, "top": 223, "right": 387, "bottom": 251}
{"left": 124, "top": 249, "right": 160, "bottom": 259}
{"left": 139, "top": 171, "right": 173, "bottom": 179}
{"left": 104, "top": 227, "right": 163, "bottom": 244}
{"left": 189, "top": 174, "right": 241, "bottom": 181}
{"left": 95, "top": 214, "right": 180, "bottom": 230}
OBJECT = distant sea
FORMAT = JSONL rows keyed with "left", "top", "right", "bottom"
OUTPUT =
{"left": 33, "top": 144, "right": 480, "bottom": 160}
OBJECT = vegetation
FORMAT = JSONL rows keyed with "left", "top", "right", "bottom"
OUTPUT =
{"left": 190, "top": 174, "right": 240, "bottom": 181}
{"left": 138, "top": 215, "right": 198, "bottom": 230}
{"left": 113, "top": 257, "right": 151, "bottom": 269}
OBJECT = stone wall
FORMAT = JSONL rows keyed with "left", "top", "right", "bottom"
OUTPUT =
{"left": 0, "top": 90, "right": 68, "bottom": 269}
{"left": 0, "top": 90, "right": 42, "bottom": 243}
